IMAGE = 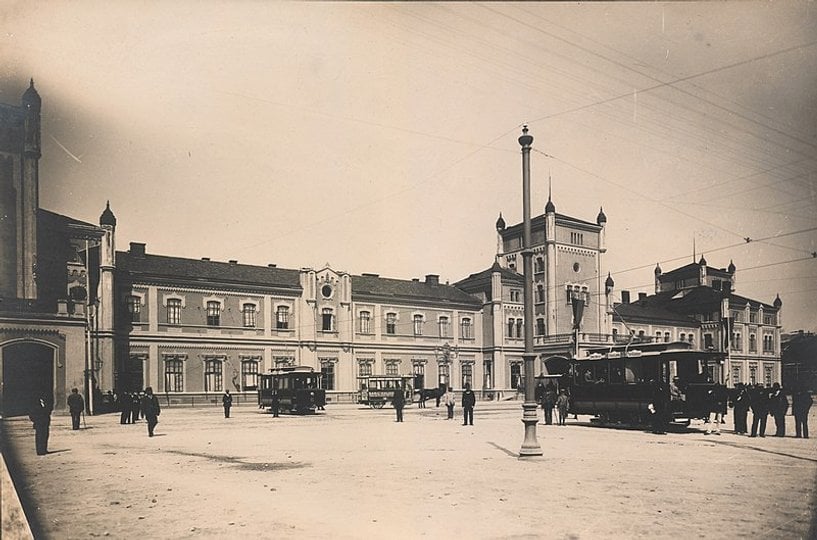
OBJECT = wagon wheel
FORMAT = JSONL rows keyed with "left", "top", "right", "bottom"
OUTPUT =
{"left": 374, "top": 401, "right": 385, "bottom": 409}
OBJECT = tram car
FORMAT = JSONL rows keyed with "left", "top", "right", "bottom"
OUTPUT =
{"left": 566, "top": 341, "right": 724, "bottom": 425}
{"left": 358, "top": 375, "right": 414, "bottom": 408}
{"left": 258, "top": 366, "right": 326, "bottom": 414}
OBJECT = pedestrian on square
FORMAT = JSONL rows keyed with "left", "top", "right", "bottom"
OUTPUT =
{"left": 140, "top": 387, "right": 161, "bottom": 437}
{"left": 649, "top": 379, "right": 667, "bottom": 435}
{"left": 392, "top": 384, "right": 405, "bottom": 422}
{"left": 461, "top": 383, "right": 476, "bottom": 426}
{"left": 555, "top": 389, "right": 570, "bottom": 426}
{"left": 443, "top": 386, "right": 455, "bottom": 419}
{"left": 417, "top": 389, "right": 426, "bottom": 409}
{"left": 222, "top": 389, "right": 233, "bottom": 418}
{"left": 769, "top": 383, "right": 788, "bottom": 437}
{"left": 705, "top": 382, "right": 726, "bottom": 435}
{"left": 749, "top": 384, "right": 769, "bottom": 437}
{"left": 130, "top": 391, "right": 141, "bottom": 424}
{"left": 271, "top": 390, "right": 280, "bottom": 417}
{"left": 28, "top": 392, "right": 53, "bottom": 455}
{"left": 543, "top": 382, "right": 557, "bottom": 425}
{"left": 67, "top": 387, "right": 85, "bottom": 430}
{"left": 792, "top": 388, "right": 813, "bottom": 439}
{"left": 119, "top": 392, "right": 131, "bottom": 424}
{"left": 730, "top": 383, "right": 750, "bottom": 435}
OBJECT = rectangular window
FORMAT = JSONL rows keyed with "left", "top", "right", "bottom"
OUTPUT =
{"left": 127, "top": 296, "right": 141, "bottom": 323}
{"left": 276, "top": 306, "right": 289, "bottom": 330}
{"left": 483, "top": 359, "right": 493, "bottom": 389}
{"left": 438, "top": 316, "right": 449, "bottom": 338}
{"left": 386, "top": 313, "right": 397, "bottom": 335}
{"left": 204, "top": 358, "right": 223, "bottom": 392}
{"left": 510, "top": 363, "right": 522, "bottom": 390}
{"left": 516, "top": 318, "right": 523, "bottom": 339}
{"left": 536, "top": 318, "right": 546, "bottom": 336}
{"left": 320, "top": 360, "right": 336, "bottom": 390}
{"left": 460, "top": 318, "right": 472, "bottom": 339}
{"left": 749, "top": 364, "right": 758, "bottom": 385}
{"left": 359, "top": 311, "right": 371, "bottom": 334}
{"left": 164, "top": 357, "right": 184, "bottom": 392}
{"left": 412, "top": 362, "right": 425, "bottom": 390}
{"left": 763, "top": 364, "right": 773, "bottom": 386}
{"left": 461, "top": 363, "right": 473, "bottom": 389}
{"left": 749, "top": 312, "right": 757, "bottom": 323}
{"left": 241, "top": 359, "right": 259, "bottom": 391}
{"left": 413, "top": 314, "right": 424, "bottom": 336}
{"left": 206, "top": 301, "right": 221, "bottom": 327}
{"left": 749, "top": 334, "right": 757, "bottom": 353}
{"left": 438, "top": 362, "right": 450, "bottom": 386}
{"left": 242, "top": 304, "right": 256, "bottom": 328}
{"left": 385, "top": 361, "right": 399, "bottom": 376}
{"left": 731, "top": 332, "right": 742, "bottom": 351}
{"left": 704, "top": 334, "right": 713, "bottom": 349}
{"left": 664, "top": 332, "right": 670, "bottom": 343}
{"left": 731, "top": 365, "right": 742, "bottom": 385}
{"left": 358, "top": 361, "right": 373, "bottom": 378}
{"left": 322, "top": 308, "right": 334, "bottom": 332}
{"left": 763, "top": 314, "right": 774, "bottom": 325}
{"left": 508, "top": 319, "right": 515, "bottom": 338}
{"left": 167, "top": 299, "right": 182, "bottom": 326}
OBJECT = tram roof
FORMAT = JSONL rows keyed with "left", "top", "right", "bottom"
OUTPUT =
{"left": 578, "top": 341, "right": 726, "bottom": 361}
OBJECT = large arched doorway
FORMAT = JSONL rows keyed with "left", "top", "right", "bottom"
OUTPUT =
{"left": 1, "top": 342, "right": 54, "bottom": 417}
{"left": 543, "top": 356, "right": 571, "bottom": 376}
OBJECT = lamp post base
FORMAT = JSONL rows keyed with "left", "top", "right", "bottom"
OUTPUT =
{"left": 519, "top": 401, "right": 543, "bottom": 457}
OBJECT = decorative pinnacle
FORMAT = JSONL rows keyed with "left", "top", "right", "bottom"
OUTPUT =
{"left": 518, "top": 124, "right": 533, "bottom": 147}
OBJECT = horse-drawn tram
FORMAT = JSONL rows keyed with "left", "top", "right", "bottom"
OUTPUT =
{"left": 358, "top": 375, "right": 414, "bottom": 408}
{"left": 566, "top": 341, "right": 725, "bottom": 426}
{"left": 258, "top": 366, "right": 326, "bottom": 414}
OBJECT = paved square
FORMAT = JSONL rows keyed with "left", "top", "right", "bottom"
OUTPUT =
{"left": 3, "top": 402, "right": 816, "bottom": 539}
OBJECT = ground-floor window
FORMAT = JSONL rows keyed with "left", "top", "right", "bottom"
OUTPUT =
{"left": 412, "top": 362, "right": 425, "bottom": 390}
{"left": 763, "top": 363, "right": 774, "bottom": 386}
{"left": 510, "top": 363, "right": 522, "bottom": 390}
{"left": 241, "top": 359, "right": 260, "bottom": 391}
{"left": 731, "top": 365, "right": 742, "bottom": 386}
{"left": 483, "top": 359, "right": 493, "bottom": 388}
{"left": 749, "top": 363, "right": 758, "bottom": 385}
{"left": 357, "top": 360, "right": 373, "bottom": 389}
{"left": 320, "top": 359, "right": 336, "bottom": 390}
{"left": 385, "top": 360, "right": 400, "bottom": 376}
{"left": 204, "top": 358, "right": 223, "bottom": 393}
{"left": 461, "top": 362, "right": 473, "bottom": 388}
{"left": 438, "top": 362, "right": 450, "bottom": 387}
{"left": 164, "top": 356, "right": 184, "bottom": 392}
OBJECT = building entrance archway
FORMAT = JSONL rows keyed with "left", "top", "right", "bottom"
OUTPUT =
{"left": 1, "top": 342, "right": 55, "bottom": 417}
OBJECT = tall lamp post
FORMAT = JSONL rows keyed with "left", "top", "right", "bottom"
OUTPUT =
{"left": 519, "top": 125, "right": 543, "bottom": 457}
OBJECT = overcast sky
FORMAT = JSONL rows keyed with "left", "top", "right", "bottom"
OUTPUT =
{"left": 2, "top": 1, "right": 816, "bottom": 332}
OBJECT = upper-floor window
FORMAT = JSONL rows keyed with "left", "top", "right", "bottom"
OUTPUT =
{"left": 763, "top": 314, "right": 775, "bottom": 325}
{"left": 749, "top": 312, "right": 757, "bottom": 323}
{"left": 664, "top": 332, "right": 670, "bottom": 343}
{"left": 516, "top": 318, "right": 523, "bottom": 339}
{"left": 534, "top": 258, "right": 545, "bottom": 273}
{"left": 359, "top": 311, "right": 371, "bottom": 334}
{"left": 537, "top": 285, "right": 545, "bottom": 304}
{"left": 413, "top": 314, "right": 424, "bottom": 336}
{"left": 460, "top": 317, "right": 473, "bottom": 339}
{"left": 242, "top": 304, "right": 256, "bottom": 328}
{"left": 276, "top": 306, "right": 289, "bottom": 330}
{"left": 507, "top": 318, "right": 515, "bottom": 338}
{"left": 385, "top": 361, "right": 399, "bottom": 376}
{"left": 206, "top": 301, "right": 221, "bottom": 326}
{"left": 321, "top": 308, "right": 334, "bottom": 332}
{"left": 510, "top": 289, "right": 521, "bottom": 302}
{"left": 438, "top": 316, "right": 450, "bottom": 338}
{"left": 749, "top": 334, "right": 757, "bottom": 353}
{"left": 570, "top": 231, "right": 584, "bottom": 245}
{"left": 704, "top": 333, "right": 713, "bottom": 349}
{"left": 680, "top": 333, "right": 686, "bottom": 342}
{"left": 126, "top": 296, "right": 141, "bottom": 323}
{"left": 763, "top": 334, "right": 775, "bottom": 353}
{"left": 536, "top": 318, "right": 546, "bottom": 336}
{"left": 167, "top": 298, "right": 182, "bottom": 326}
{"left": 731, "top": 332, "right": 742, "bottom": 351}
{"left": 386, "top": 313, "right": 397, "bottom": 335}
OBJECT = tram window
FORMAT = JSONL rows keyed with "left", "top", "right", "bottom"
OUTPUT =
{"left": 610, "top": 360, "right": 625, "bottom": 383}
{"left": 581, "top": 367, "right": 594, "bottom": 384}
{"left": 595, "top": 364, "right": 609, "bottom": 383}
{"left": 624, "top": 358, "right": 644, "bottom": 383}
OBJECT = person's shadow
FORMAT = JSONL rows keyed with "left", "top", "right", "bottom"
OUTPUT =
{"left": 42, "top": 449, "right": 71, "bottom": 455}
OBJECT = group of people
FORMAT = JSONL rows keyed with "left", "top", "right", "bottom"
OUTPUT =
{"left": 535, "top": 381, "right": 571, "bottom": 426}
{"left": 728, "top": 382, "right": 812, "bottom": 438}
{"left": 390, "top": 383, "right": 476, "bottom": 425}
{"left": 116, "top": 387, "right": 161, "bottom": 436}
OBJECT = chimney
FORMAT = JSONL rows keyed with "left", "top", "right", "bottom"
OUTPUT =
{"left": 412, "top": 278, "right": 420, "bottom": 282}
{"left": 621, "top": 290, "right": 630, "bottom": 304}
{"left": 228, "top": 260, "right": 238, "bottom": 265}
{"left": 425, "top": 274, "right": 440, "bottom": 285}
{"left": 638, "top": 292, "right": 647, "bottom": 302}
{"left": 129, "top": 242, "right": 146, "bottom": 258}
{"left": 201, "top": 257, "right": 210, "bottom": 261}
{"left": 361, "top": 273, "right": 379, "bottom": 277}
{"left": 267, "top": 263, "right": 277, "bottom": 268}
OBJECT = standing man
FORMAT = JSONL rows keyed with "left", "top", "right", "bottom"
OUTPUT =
{"left": 222, "top": 389, "right": 233, "bottom": 418}
{"left": 392, "top": 384, "right": 406, "bottom": 423}
{"left": 29, "top": 392, "right": 53, "bottom": 455}
{"left": 750, "top": 384, "right": 769, "bottom": 437}
{"left": 731, "top": 383, "right": 750, "bottom": 435}
{"left": 792, "top": 387, "right": 813, "bottom": 439}
{"left": 119, "top": 392, "right": 131, "bottom": 424}
{"left": 461, "top": 383, "right": 476, "bottom": 426}
{"left": 443, "top": 386, "right": 455, "bottom": 419}
{"left": 67, "top": 388, "right": 85, "bottom": 430}
{"left": 769, "top": 383, "right": 788, "bottom": 437}
{"left": 543, "top": 382, "right": 557, "bottom": 425}
{"left": 131, "top": 391, "right": 141, "bottom": 424}
{"left": 705, "top": 382, "right": 726, "bottom": 435}
{"left": 140, "top": 387, "right": 161, "bottom": 437}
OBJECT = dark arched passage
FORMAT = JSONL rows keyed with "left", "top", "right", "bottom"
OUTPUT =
{"left": 1, "top": 342, "right": 54, "bottom": 417}
{"left": 543, "top": 356, "right": 571, "bottom": 376}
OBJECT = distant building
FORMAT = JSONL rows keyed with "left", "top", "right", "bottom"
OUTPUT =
{"left": 612, "top": 257, "right": 783, "bottom": 386}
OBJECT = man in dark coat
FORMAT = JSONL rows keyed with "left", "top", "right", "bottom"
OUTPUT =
{"left": 131, "top": 391, "right": 142, "bottom": 424}
{"left": 543, "top": 383, "right": 557, "bottom": 425}
{"left": 649, "top": 379, "right": 668, "bottom": 435}
{"left": 140, "top": 387, "right": 161, "bottom": 437}
{"left": 769, "top": 383, "right": 788, "bottom": 437}
{"left": 67, "top": 388, "right": 85, "bottom": 430}
{"left": 461, "top": 383, "right": 476, "bottom": 426}
{"left": 222, "top": 389, "right": 233, "bottom": 418}
{"left": 730, "top": 383, "right": 750, "bottom": 435}
{"left": 792, "top": 388, "right": 813, "bottom": 439}
{"left": 391, "top": 385, "right": 405, "bottom": 422}
{"left": 750, "top": 384, "right": 769, "bottom": 437}
{"left": 119, "top": 392, "right": 131, "bottom": 424}
{"left": 29, "top": 392, "right": 53, "bottom": 455}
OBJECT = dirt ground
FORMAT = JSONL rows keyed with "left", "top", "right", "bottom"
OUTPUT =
{"left": 2, "top": 401, "right": 816, "bottom": 539}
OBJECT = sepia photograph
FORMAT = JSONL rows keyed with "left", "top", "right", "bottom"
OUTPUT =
{"left": 1, "top": 2, "right": 816, "bottom": 539}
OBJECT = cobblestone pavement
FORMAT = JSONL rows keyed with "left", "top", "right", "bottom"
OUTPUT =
{"left": 2, "top": 402, "right": 816, "bottom": 539}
